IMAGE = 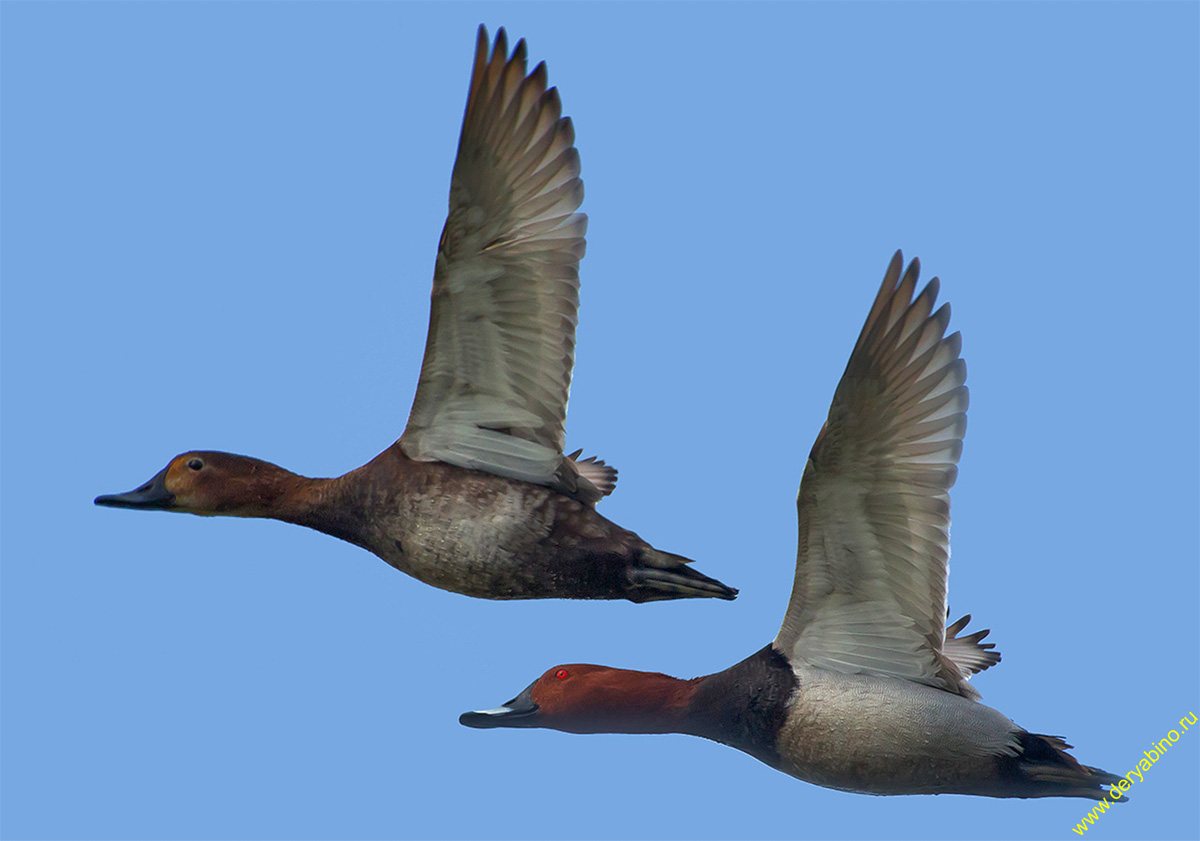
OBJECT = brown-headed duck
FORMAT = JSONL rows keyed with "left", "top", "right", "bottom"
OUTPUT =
{"left": 94, "top": 27, "right": 736, "bottom": 604}
{"left": 462, "top": 252, "right": 1123, "bottom": 800}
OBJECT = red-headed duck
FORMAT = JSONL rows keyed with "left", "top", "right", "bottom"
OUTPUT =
{"left": 94, "top": 27, "right": 736, "bottom": 604}
{"left": 462, "top": 252, "right": 1123, "bottom": 800}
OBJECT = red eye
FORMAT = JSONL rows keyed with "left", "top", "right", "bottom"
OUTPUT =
{"left": 555, "top": 668, "right": 569, "bottom": 680}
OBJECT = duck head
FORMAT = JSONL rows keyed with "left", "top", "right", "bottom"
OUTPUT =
{"left": 95, "top": 451, "right": 300, "bottom": 518}
{"left": 460, "top": 664, "right": 695, "bottom": 735}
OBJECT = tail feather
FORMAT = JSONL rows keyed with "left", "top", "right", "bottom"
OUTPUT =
{"left": 1006, "top": 732, "right": 1128, "bottom": 801}
{"left": 626, "top": 548, "right": 737, "bottom": 602}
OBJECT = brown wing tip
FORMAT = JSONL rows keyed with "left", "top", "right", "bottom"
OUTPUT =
{"left": 474, "top": 25, "right": 525, "bottom": 66}
{"left": 882, "top": 249, "right": 920, "bottom": 291}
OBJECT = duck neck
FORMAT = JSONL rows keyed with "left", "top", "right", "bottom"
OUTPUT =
{"left": 682, "top": 645, "right": 799, "bottom": 766}
{"left": 273, "top": 444, "right": 416, "bottom": 546}
{"left": 554, "top": 659, "right": 791, "bottom": 751}
{"left": 274, "top": 469, "right": 369, "bottom": 546}
{"left": 196, "top": 458, "right": 334, "bottom": 523}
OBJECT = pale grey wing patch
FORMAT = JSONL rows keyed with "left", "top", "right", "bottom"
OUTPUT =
{"left": 776, "top": 252, "right": 978, "bottom": 698}
{"left": 792, "top": 600, "right": 938, "bottom": 682}
{"left": 401, "top": 27, "right": 599, "bottom": 494}
{"left": 403, "top": 423, "right": 561, "bottom": 485}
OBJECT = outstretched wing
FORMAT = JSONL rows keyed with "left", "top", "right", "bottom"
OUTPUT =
{"left": 774, "top": 252, "right": 980, "bottom": 697}
{"left": 400, "top": 27, "right": 612, "bottom": 502}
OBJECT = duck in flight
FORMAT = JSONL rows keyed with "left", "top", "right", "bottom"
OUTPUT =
{"left": 95, "top": 27, "right": 736, "bottom": 604}
{"left": 462, "top": 253, "right": 1123, "bottom": 800}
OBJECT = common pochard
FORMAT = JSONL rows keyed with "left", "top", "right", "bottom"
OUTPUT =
{"left": 462, "top": 253, "right": 1123, "bottom": 800}
{"left": 95, "top": 27, "right": 736, "bottom": 604}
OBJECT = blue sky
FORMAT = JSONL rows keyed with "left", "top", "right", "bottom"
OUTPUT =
{"left": 2, "top": 3, "right": 1197, "bottom": 839}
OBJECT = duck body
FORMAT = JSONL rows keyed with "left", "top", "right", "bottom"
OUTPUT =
{"left": 307, "top": 444, "right": 725, "bottom": 601}
{"left": 767, "top": 659, "right": 1069, "bottom": 798}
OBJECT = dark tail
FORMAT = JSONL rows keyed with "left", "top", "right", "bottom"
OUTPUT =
{"left": 1001, "top": 732, "right": 1127, "bottom": 801}
{"left": 625, "top": 548, "right": 737, "bottom": 602}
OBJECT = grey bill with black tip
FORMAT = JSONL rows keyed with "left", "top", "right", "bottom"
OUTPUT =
{"left": 460, "top": 681, "right": 539, "bottom": 728}
{"left": 94, "top": 466, "right": 175, "bottom": 509}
